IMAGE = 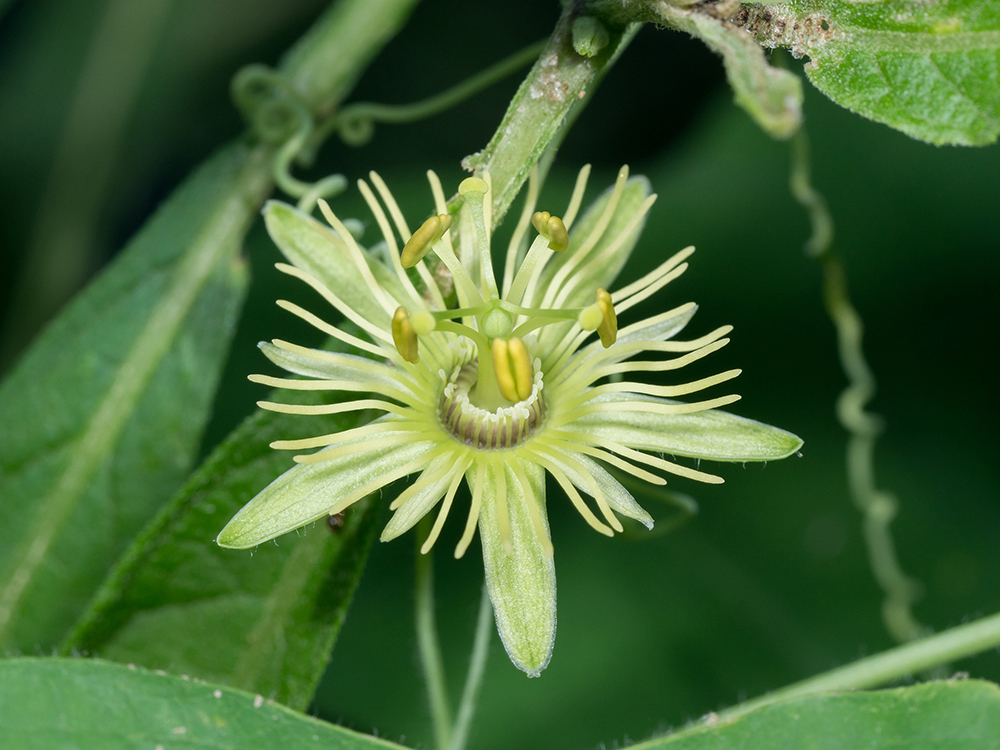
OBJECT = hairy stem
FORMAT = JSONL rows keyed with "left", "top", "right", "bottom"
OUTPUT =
{"left": 416, "top": 518, "right": 452, "bottom": 750}
{"left": 718, "top": 609, "right": 1000, "bottom": 723}
{"left": 449, "top": 584, "right": 493, "bottom": 750}
{"left": 462, "top": 5, "right": 637, "bottom": 225}
{"left": 790, "top": 130, "right": 929, "bottom": 645}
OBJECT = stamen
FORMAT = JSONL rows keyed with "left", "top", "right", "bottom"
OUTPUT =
{"left": 401, "top": 215, "right": 453, "bottom": 268}
{"left": 530, "top": 211, "right": 569, "bottom": 252}
{"left": 595, "top": 288, "right": 617, "bottom": 347}
{"left": 392, "top": 307, "right": 420, "bottom": 363}
{"left": 491, "top": 337, "right": 533, "bottom": 403}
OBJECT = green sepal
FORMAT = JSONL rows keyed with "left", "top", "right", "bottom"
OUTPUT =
{"left": 576, "top": 394, "right": 803, "bottom": 461}
{"left": 218, "top": 438, "right": 434, "bottom": 548}
{"left": 262, "top": 201, "right": 405, "bottom": 329}
{"left": 477, "top": 459, "right": 556, "bottom": 677}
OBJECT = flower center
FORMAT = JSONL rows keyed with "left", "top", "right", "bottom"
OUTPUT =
{"left": 439, "top": 360, "right": 546, "bottom": 449}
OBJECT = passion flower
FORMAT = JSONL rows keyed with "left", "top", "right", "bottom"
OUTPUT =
{"left": 218, "top": 165, "right": 802, "bottom": 676}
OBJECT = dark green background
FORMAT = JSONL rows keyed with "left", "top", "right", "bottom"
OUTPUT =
{"left": 1, "top": 1, "right": 998, "bottom": 749}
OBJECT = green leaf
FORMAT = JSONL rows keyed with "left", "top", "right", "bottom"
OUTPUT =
{"left": 656, "top": 4, "right": 804, "bottom": 139}
{"left": 62, "top": 400, "right": 379, "bottom": 711}
{"left": 0, "top": 141, "right": 270, "bottom": 652}
{"left": 734, "top": 0, "right": 1000, "bottom": 145}
{"left": 630, "top": 680, "right": 1000, "bottom": 749}
{"left": 0, "top": 657, "right": 405, "bottom": 750}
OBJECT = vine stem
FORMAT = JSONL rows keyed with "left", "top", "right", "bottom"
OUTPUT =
{"left": 790, "top": 130, "right": 929, "bottom": 645}
{"left": 325, "top": 40, "right": 547, "bottom": 149}
{"left": 716, "top": 609, "right": 1000, "bottom": 723}
{"left": 415, "top": 518, "right": 452, "bottom": 750}
{"left": 449, "top": 585, "right": 492, "bottom": 750}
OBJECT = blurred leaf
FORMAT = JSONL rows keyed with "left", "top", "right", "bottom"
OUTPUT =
{"left": 0, "top": 657, "right": 405, "bottom": 750}
{"left": 632, "top": 679, "right": 1000, "bottom": 748}
{"left": 655, "top": 4, "right": 803, "bottom": 139}
{"left": 63, "top": 398, "right": 379, "bottom": 711}
{"left": 0, "top": 141, "right": 270, "bottom": 651}
{"left": 734, "top": 0, "right": 1000, "bottom": 145}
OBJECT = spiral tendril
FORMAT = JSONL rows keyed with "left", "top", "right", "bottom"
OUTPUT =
{"left": 231, "top": 64, "right": 347, "bottom": 213}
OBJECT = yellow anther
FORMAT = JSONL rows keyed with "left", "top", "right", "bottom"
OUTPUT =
{"left": 491, "top": 337, "right": 534, "bottom": 403}
{"left": 391, "top": 307, "right": 420, "bottom": 363}
{"left": 458, "top": 176, "right": 489, "bottom": 198}
{"left": 531, "top": 211, "right": 569, "bottom": 252}
{"left": 595, "top": 287, "right": 617, "bottom": 347}
{"left": 401, "top": 214, "right": 452, "bottom": 268}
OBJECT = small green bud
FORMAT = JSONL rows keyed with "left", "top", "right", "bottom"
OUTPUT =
{"left": 572, "top": 17, "right": 610, "bottom": 58}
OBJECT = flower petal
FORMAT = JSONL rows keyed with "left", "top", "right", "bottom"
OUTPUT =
{"left": 263, "top": 201, "right": 406, "bottom": 331}
{"left": 575, "top": 393, "right": 803, "bottom": 461}
{"left": 217, "top": 438, "right": 435, "bottom": 548}
{"left": 380, "top": 453, "right": 458, "bottom": 542}
{"left": 478, "top": 459, "right": 556, "bottom": 677}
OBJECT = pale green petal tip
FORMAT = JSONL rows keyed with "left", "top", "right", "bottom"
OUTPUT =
{"left": 752, "top": 424, "right": 804, "bottom": 460}
{"left": 499, "top": 612, "right": 555, "bottom": 678}
{"left": 216, "top": 516, "right": 261, "bottom": 550}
